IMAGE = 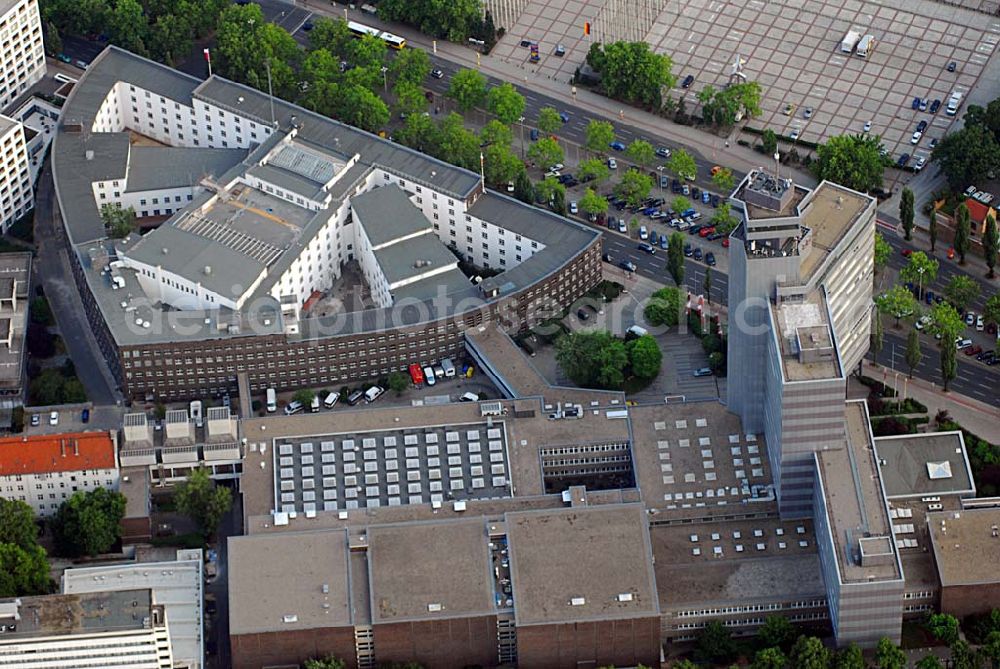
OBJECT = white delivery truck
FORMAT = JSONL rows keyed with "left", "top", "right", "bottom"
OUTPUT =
{"left": 840, "top": 30, "right": 861, "bottom": 53}
{"left": 441, "top": 358, "right": 456, "bottom": 378}
{"left": 310, "top": 395, "right": 321, "bottom": 413}
{"left": 266, "top": 388, "right": 277, "bottom": 413}
{"left": 323, "top": 392, "right": 339, "bottom": 409}
{"left": 855, "top": 34, "right": 875, "bottom": 58}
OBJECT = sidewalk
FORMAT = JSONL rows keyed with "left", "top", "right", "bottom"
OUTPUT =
{"left": 861, "top": 359, "right": 1000, "bottom": 443}
{"left": 323, "top": 1, "right": 816, "bottom": 187}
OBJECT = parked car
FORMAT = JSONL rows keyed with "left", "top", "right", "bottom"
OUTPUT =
{"left": 916, "top": 120, "right": 928, "bottom": 132}
{"left": 577, "top": 308, "right": 589, "bottom": 320}
{"left": 30, "top": 413, "right": 39, "bottom": 427}
{"left": 914, "top": 156, "right": 926, "bottom": 172}
{"left": 897, "top": 153, "right": 911, "bottom": 167}
{"left": 569, "top": 200, "right": 578, "bottom": 214}
{"left": 965, "top": 312, "right": 976, "bottom": 326}
{"left": 608, "top": 157, "right": 617, "bottom": 169}
{"left": 705, "top": 252, "right": 716, "bottom": 266}
{"left": 803, "top": 107, "right": 813, "bottom": 119}
{"left": 911, "top": 97, "right": 922, "bottom": 110}
{"left": 639, "top": 225, "right": 648, "bottom": 240}
{"left": 863, "top": 120, "right": 872, "bottom": 132}
{"left": 57, "top": 53, "right": 72, "bottom": 63}
{"left": 948, "top": 61, "right": 957, "bottom": 72}
{"left": 711, "top": 194, "right": 720, "bottom": 207}
{"left": 693, "top": 248, "right": 703, "bottom": 261}
{"left": 655, "top": 146, "right": 670, "bottom": 158}
{"left": 930, "top": 99, "right": 941, "bottom": 113}
{"left": 683, "top": 243, "right": 693, "bottom": 257}
{"left": 965, "top": 345, "right": 983, "bottom": 356}
{"left": 431, "top": 68, "right": 444, "bottom": 79}
{"left": 529, "top": 128, "right": 539, "bottom": 141}
{"left": 554, "top": 44, "right": 566, "bottom": 56}
{"left": 976, "top": 314, "right": 984, "bottom": 331}
{"left": 619, "top": 260, "right": 637, "bottom": 272}
{"left": 911, "top": 131, "right": 922, "bottom": 144}
{"left": 701, "top": 191, "right": 711, "bottom": 204}
{"left": 609, "top": 141, "right": 626, "bottom": 151}
{"left": 681, "top": 74, "right": 694, "bottom": 88}
{"left": 559, "top": 111, "right": 570, "bottom": 123}
{"left": 81, "top": 408, "right": 90, "bottom": 424}
{"left": 692, "top": 367, "right": 713, "bottom": 377}
{"left": 919, "top": 98, "right": 928, "bottom": 112}
{"left": 638, "top": 242, "right": 656, "bottom": 254}
{"left": 49, "top": 411, "right": 58, "bottom": 426}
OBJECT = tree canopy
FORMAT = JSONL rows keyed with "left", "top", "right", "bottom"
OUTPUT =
{"left": 625, "top": 140, "right": 655, "bottom": 169}
{"left": 699, "top": 81, "right": 763, "bottom": 126}
{"left": 900, "top": 251, "right": 939, "bottom": 293}
{"left": 586, "top": 41, "right": 675, "bottom": 108}
{"left": 377, "top": 0, "right": 484, "bottom": 42}
{"left": 614, "top": 169, "right": 654, "bottom": 207}
{"left": 875, "top": 232, "right": 892, "bottom": 272}
{"left": 555, "top": 331, "right": 628, "bottom": 389}
{"left": 486, "top": 82, "right": 526, "bottom": 125}
{"left": 813, "top": 134, "right": 886, "bottom": 193}
{"left": 666, "top": 232, "right": 686, "bottom": 287}
{"left": 0, "top": 498, "right": 40, "bottom": 550}
{"left": 447, "top": 68, "right": 487, "bottom": 112}
{"left": 585, "top": 120, "right": 615, "bottom": 154}
{"left": 577, "top": 158, "right": 610, "bottom": 184}
{"left": 944, "top": 275, "right": 980, "bottom": 313}
{"left": 876, "top": 285, "right": 918, "bottom": 326}
{"left": 626, "top": 334, "right": 662, "bottom": 379}
{"left": 579, "top": 188, "right": 608, "bottom": 217}
{"left": 932, "top": 122, "right": 1000, "bottom": 190}
{"left": 0, "top": 543, "right": 50, "bottom": 598}
{"left": 667, "top": 148, "right": 697, "bottom": 181}
{"left": 175, "top": 468, "right": 232, "bottom": 541}
{"left": 527, "top": 137, "right": 564, "bottom": 170}
{"left": 537, "top": 106, "right": 562, "bottom": 134}
{"left": 644, "top": 286, "right": 681, "bottom": 327}
{"left": 51, "top": 488, "right": 126, "bottom": 557}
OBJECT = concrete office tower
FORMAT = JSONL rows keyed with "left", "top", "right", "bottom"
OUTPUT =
{"left": 0, "top": 116, "right": 31, "bottom": 231}
{"left": 727, "top": 171, "right": 877, "bottom": 517}
{"left": 0, "top": 0, "right": 46, "bottom": 109}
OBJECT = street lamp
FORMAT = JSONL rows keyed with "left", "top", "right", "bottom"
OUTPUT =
{"left": 380, "top": 66, "right": 388, "bottom": 92}
{"left": 916, "top": 266, "right": 926, "bottom": 299}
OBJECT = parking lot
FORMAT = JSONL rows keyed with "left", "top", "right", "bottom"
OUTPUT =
{"left": 490, "top": 0, "right": 999, "bottom": 160}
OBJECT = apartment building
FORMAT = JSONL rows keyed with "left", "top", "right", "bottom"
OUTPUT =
{"left": 0, "top": 431, "right": 120, "bottom": 516}
{"left": 0, "top": 0, "right": 45, "bottom": 110}
{"left": 0, "top": 114, "right": 30, "bottom": 231}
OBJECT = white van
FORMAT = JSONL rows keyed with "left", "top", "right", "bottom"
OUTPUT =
{"left": 946, "top": 91, "right": 963, "bottom": 116}
{"left": 423, "top": 366, "right": 436, "bottom": 386}
{"left": 323, "top": 392, "right": 339, "bottom": 409}
{"left": 310, "top": 395, "right": 321, "bottom": 413}
{"left": 266, "top": 388, "right": 277, "bottom": 413}
{"left": 364, "top": 386, "right": 385, "bottom": 403}
{"left": 627, "top": 325, "right": 649, "bottom": 338}
{"left": 441, "top": 358, "right": 456, "bottom": 378}
{"left": 459, "top": 392, "right": 480, "bottom": 402}
{"left": 284, "top": 401, "right": 304, "bottom": 416}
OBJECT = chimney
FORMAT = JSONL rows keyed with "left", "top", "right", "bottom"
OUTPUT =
{"left": 73, "top": 440, "right": 79, "bottom": 456}
{"left": 60, "top": 440, "right": 66, "bottom": 457}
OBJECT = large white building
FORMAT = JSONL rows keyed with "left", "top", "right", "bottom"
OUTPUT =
{"left": 0, "top": 590, "right": 174, "bottom": 668}
{"left": 0, "top": 114, "right": 31, "bottom": 231}
{"left": 0, "top": 431, "right": 120, "bottom": 516}
{"left": 0, "top": 0, "right": 45, "bottom": 110}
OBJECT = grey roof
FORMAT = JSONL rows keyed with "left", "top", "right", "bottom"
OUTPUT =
{"left": 390, "top": 267, "right": 472, "bottom": 302}
{"left": 245, "top": 163, "right": 326, "bottom": 201}
{"left": 375, "top": 233, "right": 457, "bottom": 286}
{"left": 127, "top": 146, "right": 247, "bottom": 192}
{"left": 52, "top": 133, "right": 131, "bottom": 243}
{"left": 122, "top": 225, "right": 265, "bottom": 299}
{"left": 193, "top": 76, "right": 481, "bottom": 198}
{"left": 352, "top": 184, "right": 430, "bottom": 248}
{"left": 874, "top": 432, "right": 975, "bottom": 498}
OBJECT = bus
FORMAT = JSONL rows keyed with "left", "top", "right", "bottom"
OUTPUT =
{"left": 346, "top": 20, "right": 406, "bottom": 50}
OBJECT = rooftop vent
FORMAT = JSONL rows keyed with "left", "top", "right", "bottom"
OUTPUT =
{"left": 204, "top": 265, "right": 212, "bottom": 275}
{"left": 569, "top": 597, "right": 586, "bottom": 606}
{"left": 427, "top": 603, "right": 442, "bottom": 612}
{"left": 85, "top": 150, "right": 94, "bottom": 161}
{"left": 616, "top": 593, "right": 634, "bottom": 602}
{"left": 282, "top": 614, "right": 298, "bottom": 624}
{"left": 927, "top": 461, "right": 953, "bottom": 480}
{"left": 162, "top": 248, "right": 169, "bottom": 255}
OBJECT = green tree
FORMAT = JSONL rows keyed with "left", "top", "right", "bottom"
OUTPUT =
{"left": 625, "top": 139, "right": 656, "bottom": 169}
{"left": 932, "top": 123, "right": 1000, "bottom": 190}
{"left": 527, "top": 137, "right": 564, "bottom": 171}
{"left": 389, "top": 46, "right": 430, "bottom": 85}
{"left": 985, "top": 294, "right": 1000, "bottom": 329}
{"left": 710, "top": 202, "right": 738, "bottom": 234}
{"left": 949, "top": 639, "right": 981, "bottom": 669}
{"left": 175, "top": 468, "right": 233, "bottom": 541}
{"left": 579, "top": 188, "right": 608, "bottom": 218}
{"left": 589, "top": 41, "right": 675, "bottom": 108}
{"left": 486, "top": 82, "right": 526, "bottom": 125}
{"left": 666, "top": 232, "right": 686, "bottom": 287}
{"left": 984, "top": 214, "right": 999, "bottom": 278}
{"left": 644, "top": 286, "right": 681, "bottom": 327}
{"left": 871, "top": 308, "right": 884, "bottom": 360}
{"left": 387, "top": 371, "right": 409, "bottom": 395}
{"left": 875, "top": 285, "right": 918, "bottom": 327}
{"left": 832, "top": 644, "right": 865, "bottom": 669}
{"left": 900, "top": 187, "right": 915, "bottom": 241}
{"left": 0, "top": 499, "right": 39, "bottom": 550}
{"left": 308, "top": 17, "right": 353, "bottom": 58}
{"left": 954, "top": 202, "right": 972, "bottom": 265}
{"left": 43, "top": 20, "right": 62, "bottom": 56}
{"left": 926, "top": 613, "right": 961, "bottom": 645}
{"left": 51, "top": 488, "right": 126, "bottom": 557}
{"left": 577, "top": 158, "right": 610, "bottom": 184}
{"left": 101, "top": 204, "right": 137, "bottom": 239}
{"left": 751, "top": 647, "right": 787, "bottom": 669}
{"left": 813, "top": 133, "right": 886, "bottom": 193}
{"left": 480, "top": 119, "right": 513, "bottom": 148}
{"left": 694, "top": 620, "right": 737, "bottom": 664}
{"left": 944, "top": 275, "right": 980, "bottom": 313}
{"left": 981, "top": 631, "right": 1000, "bottom": 668}
{"left": 148, "top": 13, "right": 193, "bottom": 66}
{"left": 396, "top": 112, "right": 441, "bottom": 154}
{"left": 711, "top": 167, "right": 735, "bottom": 194}
{"left": 303, "top": 656, "right": 346, "bottom": 669}
{"left": 349, "top": 34, "right": 388, "bottom": 74}
{"left": 672, "top": 195, "right": 691, "bottom": 215}
{"left": 788, "top": 635, "right": 830, "bottom": 669}
{"left": 292, "top": 389, "right": 316, "bottom": 405}
{"left": 667, "top": 148, "right": 697, "bottom": 181}
{"left": 915, "top": 656, "right": 944, "bottom": 669}
{"left": 757, "top": 615, "right": 795, "bottom": 649}
{"left": 437, "top": 112, "right": 480, "bottom": 171}
{"left": 393, "top": 80, "right": 428, "bottom": 118}
{"left": 875, "top": 638, "right": 907, "bottom": 669}
{"left": 626, "top": 334, "right": 662, "bottom": 379}
{"left": 535, "top": 177, "right": 567, "bottom": 214}
{"left": 875, "top": 231, "right": 892, "bottom": 272}
{"left": 537, "top": 106, "right": 562, "bottom": 134}
{"left": 0, "top": 542, "right": 50, "bottom": 597}
{"left": 338, "top": 85, "right": 390, "bottom": 133}
{"left": 900, "top": 251, "right": 939, "bottom": 297}
{"left": 483, "top": 144, "right": 522, "bottom": 188}
{"left": 108, "top": 0, "right": 149, "bottom": 56}
{"left": 554, "top": 331, "right": 628, "bottom": 389}
{"left": 906, "top": 327, "right": 923, "bottom": 379}
{"left": 513, "top": 167, "right": 534, "bottom": 204}
{"left": 931, "top": 302, "right": 964, "bottom": 391}
{"left": 615, "top": 169, "right": 653, "bottom": 207}
{"left": 585, "top": 119, "right": 615, "bottom": 154}
{"left": 30, "top": 297, "right": 53, "bottom": 326}
{"left": 447, "top": 68, "right": 487, "bottom": 112}
{"left": 377, "top": 0, "right": 481, "bottom": 41}
{"left": 761, "top": 129, "right": 778, "bottom": 155}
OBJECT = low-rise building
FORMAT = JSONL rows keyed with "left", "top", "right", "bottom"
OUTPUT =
{"left": 928, "top": 507, "right": 1000, "bottom": 619}
{"left": 0, "top": 252, "right": 29, "bottom": 421}
{"left": 0, "top": 430, "right": 119, "bottom": 516}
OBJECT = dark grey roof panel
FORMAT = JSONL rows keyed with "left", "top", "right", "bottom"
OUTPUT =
{"left": 127, "top": 147, "right": 247, "bottom": 192}
{"left": 352, "top": 184, "right": 430, "bottom": 248}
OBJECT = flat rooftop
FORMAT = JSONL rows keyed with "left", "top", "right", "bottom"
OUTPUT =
{"left": 799, "top": 181, "right": 874, "bottom": 281}
{"left": 0, "top": 589, "right": 154, "bottom": 639}
{"left": 771, "top": 292, "right": 841, "bottom": 382}
{"left": 227, "top": 529, "right": 352, "bottom": 634}
{"left": 874, "top": 432, "right": 975, "bottom": 499}
{"left": 367, "top": 517, "right": 495, "bottom": 623}
{"left": 352, "top": 184, "right": 431, "bottom": 249}
{"left": 505, "top": 504, "right": 659, "bottom": 625}
{"left": 629, "top": 402, "right": 776, "bottom": 520}
{"left": 270, "top": 420, "right": 512, "bottom": 514}
{"left": 0, "top": 252, "right": 29, "bottom": 391}
{"left": 650, "top": 518, "right": 824, "bottom": 610}
{"left": 816, "top": 401, "right": 901, "bottom": 584}
{"left": 928, "top": 508, "right": 1000, "bottom": 587}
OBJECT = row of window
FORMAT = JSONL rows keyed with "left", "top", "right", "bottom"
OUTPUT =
{"left": 675, "top": 599, "right": 827, "bottom": 618}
